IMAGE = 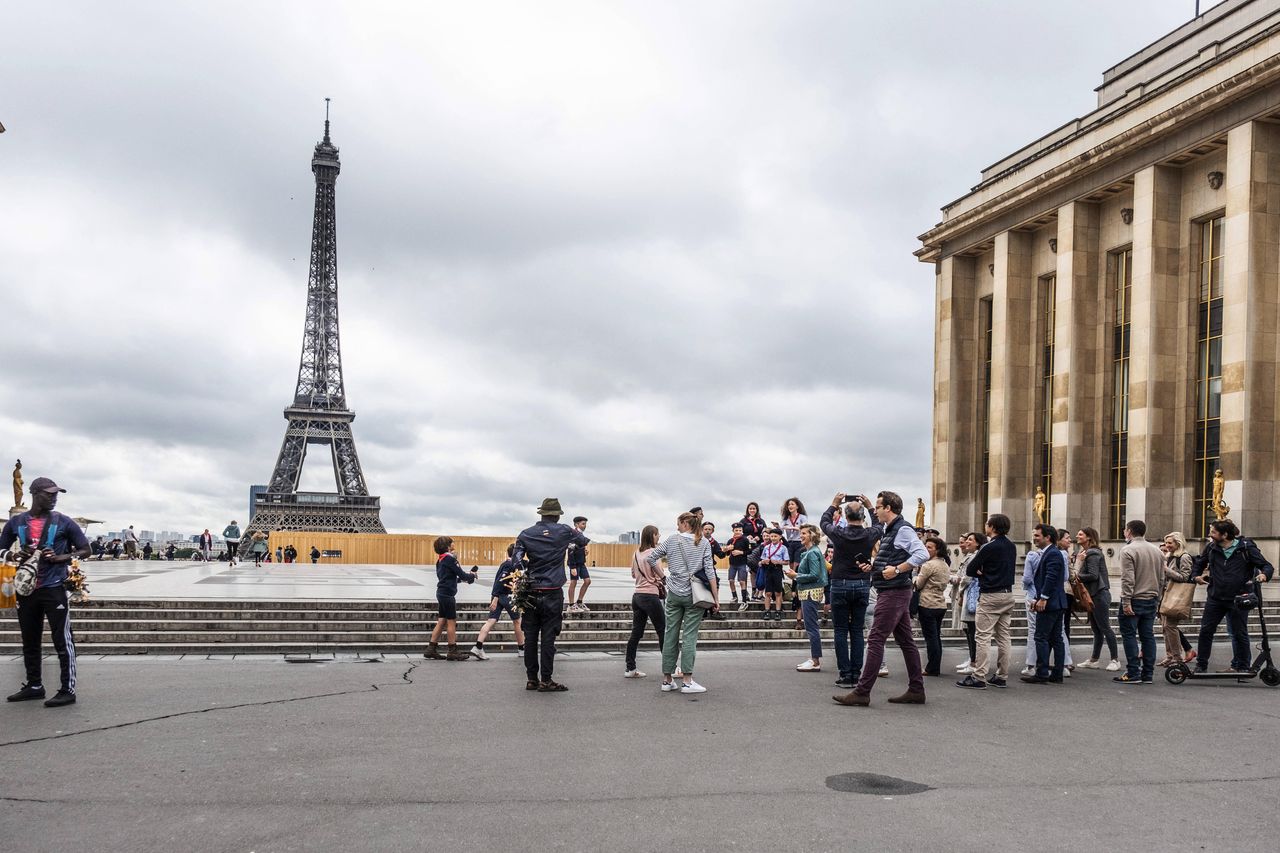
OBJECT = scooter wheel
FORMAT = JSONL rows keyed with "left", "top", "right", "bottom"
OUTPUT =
{"left": 1165, "top": 666, "right": 1188, "bottom": 685}
{"left": 1260, "top": 667, "right": 1280, "bottom": 687}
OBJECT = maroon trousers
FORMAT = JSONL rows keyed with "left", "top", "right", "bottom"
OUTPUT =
{"left": 854, "top": 586, "right": 924, "bottom": 695}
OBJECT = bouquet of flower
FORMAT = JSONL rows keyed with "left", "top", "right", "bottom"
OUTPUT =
{"left": 65, "top": 559, "right": 90, "bottom": 603}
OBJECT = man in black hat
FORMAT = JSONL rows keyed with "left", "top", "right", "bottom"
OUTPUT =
{"left": 511, "top": 498, "right": 589, "bottom": 692}
{"left": 0, "top": 476, "right": 91, "bottom": 707}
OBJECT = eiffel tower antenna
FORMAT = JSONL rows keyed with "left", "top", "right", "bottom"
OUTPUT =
{"left": 247, "top": 102, "right": 386, "bottom": 534}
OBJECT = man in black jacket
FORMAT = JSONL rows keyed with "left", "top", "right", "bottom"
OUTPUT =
{"left": 512, "top": 498, "right": 590, "bottom": 692}
{"left": 821, "top": 492, "right": 881, "bottom": 689}
{"left": 1191, "top": 519, "right": 1274, "bottom": 673}
{"left": 957, "top": 514, "right": 1018, "bottom": 690}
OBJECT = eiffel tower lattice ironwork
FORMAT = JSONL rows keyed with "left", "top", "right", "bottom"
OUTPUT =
{"left": 247, "top": 103, "right": 385, "bottom": 535}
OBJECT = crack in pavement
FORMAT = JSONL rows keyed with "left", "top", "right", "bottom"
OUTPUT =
{"left": 0, "top": 665, "right": 418, "bottom": 748}
{"left": 3, "top": 772, "right": 1277, "bottom": 808}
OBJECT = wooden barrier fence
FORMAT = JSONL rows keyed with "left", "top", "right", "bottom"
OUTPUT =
{"left": 256, "top": 532, "right": 649, "bottom": 567}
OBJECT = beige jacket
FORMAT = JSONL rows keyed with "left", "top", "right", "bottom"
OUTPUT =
{"left": 915, "top": 557, "right": 952, "bottom": 610}
{"left": 1120, "top": 537, "right": 1165, "bottom": 604}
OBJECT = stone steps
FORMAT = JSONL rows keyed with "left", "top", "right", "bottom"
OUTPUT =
{"left": 0, "top": 598, "right": 1270, "bottom": 656}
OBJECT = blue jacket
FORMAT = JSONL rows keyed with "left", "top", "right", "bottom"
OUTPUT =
{"left": 1033, "top": 546, "right": 1069, "bottom": 611}
{"left": 513, "top": 521, "right": 590, "bottom": 589}
{"left": 435, "top": 554, "right": 475, "bottom": 597}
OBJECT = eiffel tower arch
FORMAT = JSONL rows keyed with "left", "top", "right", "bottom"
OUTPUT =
{"left": 246, "top": 102, "right": 385, "bottom": 535}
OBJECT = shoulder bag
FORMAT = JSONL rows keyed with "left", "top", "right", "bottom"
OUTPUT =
{"left": 1069, "top": 574, "right": 1094, "bottom": 614}
{"left": 964, "top": 577, "right": 980, "bottom": 615}
{"left": 690, "top": 574, "right": 715, "bottom": 609}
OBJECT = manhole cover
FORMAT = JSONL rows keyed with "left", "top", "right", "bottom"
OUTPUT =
{"left": 825, "top": 773, "right": 932, "bottom": 795}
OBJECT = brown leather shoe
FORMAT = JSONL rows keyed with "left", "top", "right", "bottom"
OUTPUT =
{"left": 887, "top": 690, "right": 926, "bottom": 704}
{"left": 833, "top": 690, "right": 870, "bottom": 707}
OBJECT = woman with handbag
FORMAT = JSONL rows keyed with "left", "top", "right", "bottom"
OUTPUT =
{"left": 1074, "top": 527, "right": 1120, "bottom": 671}
{"left": 952, "top": 531, "right": 985, "bottom": 674}
{"left": 624, "top": 525, "right": 666, "bottom": 679}
{"left": 915, "top": 536, "right": 952, "bottom": 677}
{"left": 786, "top": 524, "right": 828, "bottom": 672}
{"left": 646, "top": 512, "right": 716, "bottom": 694}
{"left": 1158, "top": 531, "right": 1197, "bottom": 667}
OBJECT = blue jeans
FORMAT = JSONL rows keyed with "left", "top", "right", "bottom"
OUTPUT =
{"left": 1119, "top": 597, "right": 1158, "bottom": 680}
{"left": 829, "top": 578, "right": 870, "bottom": 681}
{"left": 801, "top": 597, "right": 822, "bottom": 659}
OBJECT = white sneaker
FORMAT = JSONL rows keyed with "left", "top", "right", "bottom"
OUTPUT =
{"left": 1020, "top": 666, "right": 1035, "bottom": 677}
{"left": 1105, "top": 660, "right": 1121, "bottom": 672}
{"left": 738, "top": 601, "right": 749, "bottom": 612}
{"left": 956, "top": 660, "right": 973, "bottom": 671}
{"left": 1078, "top": 659, "right": 1100, "bottom": 669}
{"left": 680, "top": 680, "right": 707, "bottom": 694}
{"left": 796, "top": 659, "right": 821, "bottom": 672}
{"left": 576, "top": 603, "right": 590, "bottom": 613}
{"left": 1063, "top": 668, "right": 1072, "bottom": 677}
{"left": 957, "top": 664, "right": 975, "bottom": 675}
{"left": 878, "top": 665, "right": 889, "bottom": 677}
{"left": 469, "top": 646, "right": 488, "bottom": 661}
{"left": 624, "top": 669, "right": 646, "bottom": 679}
{"left": 660, "top": 680, "right": 680, "bottom": 692}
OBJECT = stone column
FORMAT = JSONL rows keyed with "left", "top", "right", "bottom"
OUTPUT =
{"left": 1127, "top": 164, "right": 1186, "bottom": 536}
{"left": 1053, "top": 201, "right": 1105, "bottom": 529}
{"left": 987, "top": 230, "right": 1036, "bottom": 532}
{"left": 932, "top": 255, "right": 979, "bottom": 541}
{"left": 1222, "top": 121, "right": 1280, "bottom": 537}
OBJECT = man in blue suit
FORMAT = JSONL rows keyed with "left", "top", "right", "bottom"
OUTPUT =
{"left": 1022, "top": 523, "right": 1069, "bottom": 684}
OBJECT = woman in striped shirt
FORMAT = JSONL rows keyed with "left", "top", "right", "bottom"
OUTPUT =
{"left": 647, "top": 511, "right": 717, "bottom": 694}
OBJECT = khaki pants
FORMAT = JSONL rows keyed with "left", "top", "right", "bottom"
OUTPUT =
{"left": 973, "top": 591, "right": 1015, "bottom": 681}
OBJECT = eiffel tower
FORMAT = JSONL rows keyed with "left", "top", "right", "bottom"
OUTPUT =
{"left": 246, "top": 102, "right": 385, "bottom": 535}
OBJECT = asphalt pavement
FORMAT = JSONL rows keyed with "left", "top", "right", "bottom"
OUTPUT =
{"left": 1, "top": 645, "right": 1277, "bottom": 852}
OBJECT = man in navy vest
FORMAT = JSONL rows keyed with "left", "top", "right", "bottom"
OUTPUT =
{"left": 0, "top": 476, "right": 91, "bottom": 707}
{"left": 1021, "top": 523, "right": 1069, "bottom": 684}
{"left": 833, "top": 490, "right": 928, "bottom": 707}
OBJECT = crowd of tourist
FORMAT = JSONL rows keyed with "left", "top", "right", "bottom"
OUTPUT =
{"left": 424, "top": 493, "right": 1275, "bottom": 704}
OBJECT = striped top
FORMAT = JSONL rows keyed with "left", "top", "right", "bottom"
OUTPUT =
{"left": 646, "top": 532, "right": 713, "bottom": 597}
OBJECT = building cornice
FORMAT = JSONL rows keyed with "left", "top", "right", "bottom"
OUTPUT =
{"left": 917, "top": 43, "right": 1280, "bottom": 264}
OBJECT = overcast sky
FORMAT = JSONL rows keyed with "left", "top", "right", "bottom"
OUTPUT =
{"left": 0, "top": 1, "right": 1207, "bottom": 539}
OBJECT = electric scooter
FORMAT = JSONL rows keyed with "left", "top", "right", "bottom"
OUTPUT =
{"left": 1166, "top": 581, "right": 1280, "bottom": 686}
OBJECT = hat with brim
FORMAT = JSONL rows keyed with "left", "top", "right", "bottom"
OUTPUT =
{"left": 29, "top": 477, "right": 66, "bottom": 494}
{"left": 536, "top": 498, "right": 564, "bottom": 517}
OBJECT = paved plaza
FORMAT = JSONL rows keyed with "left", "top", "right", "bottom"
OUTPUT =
{"left": 1, "top": 645, "right": 1277, "bottom": 852}
{"left": 76, "top": 559, "right": 639, "bottom": 602}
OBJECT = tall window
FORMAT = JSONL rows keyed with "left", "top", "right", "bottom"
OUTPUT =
{"left": 1039, "top": 276, "right": 1056, "bottom": 522}
{"left": 1195, "top": 217, "right": 1224, "bottom": 538}
{"left": 1109, "top": 249, "right": 1132, "bottom": 538}
{"left": 979, "top": 296, "right": 993, "bottom": 524}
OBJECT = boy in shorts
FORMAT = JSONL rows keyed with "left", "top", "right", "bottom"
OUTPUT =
{"left": 425, "top": 536, "right": 477, "bottom": 661}
{"left": 725, "top": 522, "right": 752, "bottom": 610}
{"left": 566, "top": 516, "right": 590, "bottom": 614}
{"left": 471, "top": 544, "right": 525, "bottom": 660}
{"left": 759, "top": 527, "right": 790, "bottom": 621}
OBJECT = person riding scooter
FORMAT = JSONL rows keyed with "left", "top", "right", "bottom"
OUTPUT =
{"left": 1190, "top": 519, "right": 1274, "bottom": 673}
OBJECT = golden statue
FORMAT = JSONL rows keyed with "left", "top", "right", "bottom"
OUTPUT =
{"left": 915, "top": 498, "right": 925, "bottom": 529}
{"left": 1033, "top": 486, "right": 1047, "bottom": 524}
{"left": 11, "top": 459, "right": 23, "bottom": 510}
{"left": 1212, "top": 468, "right": 1231, "bottom": 521}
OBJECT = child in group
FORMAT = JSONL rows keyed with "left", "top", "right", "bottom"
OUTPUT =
{"left": 425, "top": 536, "right": 478, "bottom": 661}
{"left": 759, "top": 527, "right": 791, "bottom": 621}
{"left": 725, "top": 522, "right": 752, "bottom": 611}
{"left": 470, "top": 544, "right": 525, "bottom": 660}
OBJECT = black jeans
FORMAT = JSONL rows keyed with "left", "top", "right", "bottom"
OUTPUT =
{"left": 917, "top": 607, "right": 946, "bottom": 675}
{"left": 1088, "top": 590, "right": 1118, "bottom": 660}
{"left": 523, "top": 589, "right": 564, "bottom": 683}
{"left": 625, "top": 593, "right": 665, "bottom": 671}
{"left": 226, "top": 541, "right": 239, "bottom": 559}
{"left": 962, "top": 620, "right": 976, "bottom": 661}
{"left": 1197, "top": 596, "right": 1252, "bottom": 671}
{"left": 17, "top": 586, "right": 76, "bottom": 693}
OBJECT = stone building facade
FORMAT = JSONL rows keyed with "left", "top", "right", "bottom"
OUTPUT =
{"left": 917, "top": 0, "right": 1280, "bottom": 550}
